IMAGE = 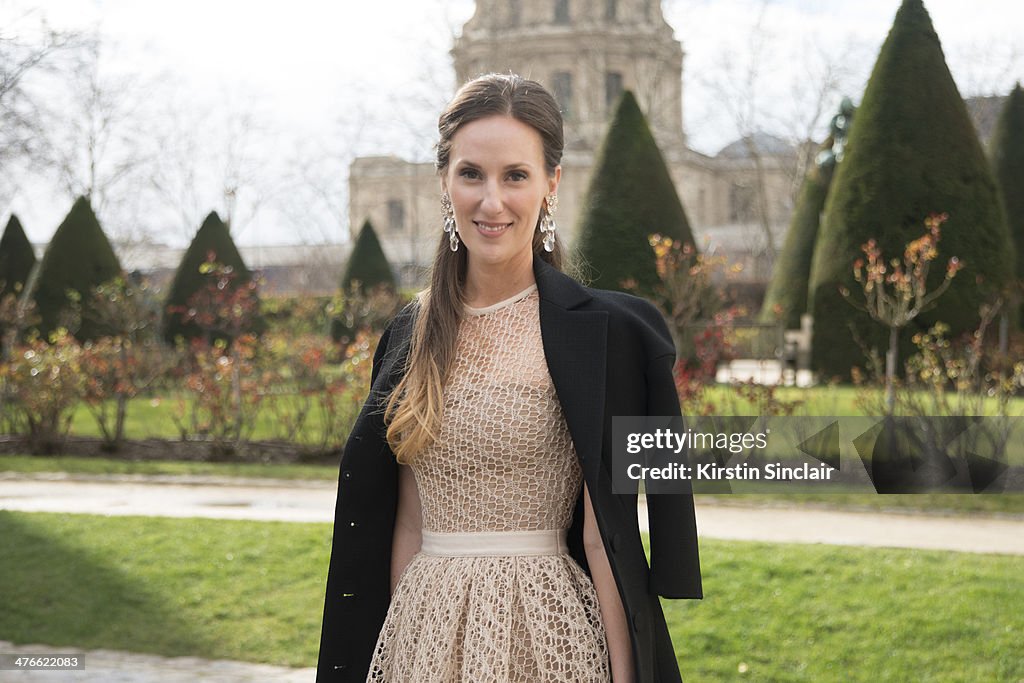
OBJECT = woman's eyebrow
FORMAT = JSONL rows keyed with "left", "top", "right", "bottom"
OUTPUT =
{"left": 456, "top": 159, "right": 536, "bottom": 171}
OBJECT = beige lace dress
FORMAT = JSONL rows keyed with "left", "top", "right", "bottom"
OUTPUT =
{"left": 367, "top": 284, "right": 611, "bottom": 682}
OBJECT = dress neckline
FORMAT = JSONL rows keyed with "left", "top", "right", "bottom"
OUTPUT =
{"left": 464, "top": 284, "right": 538, "bottom": 316}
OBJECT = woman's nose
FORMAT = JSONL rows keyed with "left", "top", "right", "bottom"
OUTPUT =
{"left": 479, "top": 180, "right": 504, "bottom": 214}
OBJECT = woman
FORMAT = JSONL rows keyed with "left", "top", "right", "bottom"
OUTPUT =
{"left": 317, "top": 73, "right": 702, "bottom": 683}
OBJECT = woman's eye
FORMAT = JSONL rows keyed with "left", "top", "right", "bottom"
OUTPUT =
{"left": 459, "top": 168, "right": 480, "bottom": 179}
{"left": 508, "top": 171, "right": 527, "bottom": 181}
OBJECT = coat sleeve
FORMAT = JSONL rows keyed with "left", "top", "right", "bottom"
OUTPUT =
{"left": 644, "top": 349, "right": 704, "bottom": 599}
{"left": 316, "top": 306, "right": 416, "bottom": 682}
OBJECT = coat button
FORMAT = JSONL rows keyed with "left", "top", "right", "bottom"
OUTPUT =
{"left": 610, "top": 533, "right": 621, "bottom": 554}
{"left": 348, "top": 521, "right": 359, "bottom": 528}
{"left": 342, "top": 470, "right": 352, "bottom": 480}
{"left": 332, "top": 663, "right": 349, "bottom": 670}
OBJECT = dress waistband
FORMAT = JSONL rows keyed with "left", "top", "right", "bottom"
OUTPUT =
{"left": 420, "top": 529, "right": 569, "bottom": 557}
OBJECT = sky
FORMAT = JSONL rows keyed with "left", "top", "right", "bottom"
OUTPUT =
{"left": 2, "top": 0, "right": 1022, "bottom": 249}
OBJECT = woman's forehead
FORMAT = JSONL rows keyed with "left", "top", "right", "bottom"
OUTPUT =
{"left": 450, "top": 115, "right": 544, "bottom": 165}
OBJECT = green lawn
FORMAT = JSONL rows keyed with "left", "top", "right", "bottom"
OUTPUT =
{"left": 59, "top": 385, "right": 1024, "bottom": 442}
{"left": 1, "top": 511, "right": 1021, "bottom": 681}
{"left": 660, "top": 538, "right": 1024, "bottom": 682}
{"left": 64, "top": 391, "right": 360, "bottom": 443}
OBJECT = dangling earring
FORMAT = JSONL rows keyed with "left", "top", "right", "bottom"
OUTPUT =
{"left": 539, "top": 193, "right": 558, "bottom": 252}
{"left": 441, "top": 193, "right": 459, "bottom": 252}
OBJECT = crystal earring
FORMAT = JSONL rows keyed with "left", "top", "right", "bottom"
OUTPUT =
{"left": 539, "top": 193, "right": 558, "bottom": 252}
{"left": 441, "top": 193, "right": 459, "bottom": 252}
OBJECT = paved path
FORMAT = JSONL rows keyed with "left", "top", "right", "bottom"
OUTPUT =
{"left": 2, "top": 472, "right": 1023, "bottom": 555}
{"left": 0, "top": 640, "right": 313, "bottom": 682}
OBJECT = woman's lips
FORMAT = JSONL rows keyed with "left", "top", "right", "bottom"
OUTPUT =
{"left": 474, "top": 221, "right": 513, "bottom": 235}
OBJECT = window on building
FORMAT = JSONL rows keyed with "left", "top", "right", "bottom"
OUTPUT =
{"left": 729, "top": 183, "right": 756, "bottom": 223}
{"left": 605, "top": 0, "right": 617, "bottom": 21}
{"left": 552, "top": 71, "right": 574, "bottom": 120}
{"left": 554, "top": 0, "right": 570, "bottom": 24}
{"left": 509, "top": 0, "right": 521, "bottom": 27}
{"left": 387, "top": 199, "right": 405, "bottom": 232}
{"left": 605, "top": 72, "right": 624, "bottom": 111}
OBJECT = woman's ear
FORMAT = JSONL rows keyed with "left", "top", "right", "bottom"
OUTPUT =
{"left": 548, "top": 165, "right": 562, "bottom": 195}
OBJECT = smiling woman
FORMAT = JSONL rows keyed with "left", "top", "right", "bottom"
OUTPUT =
{"left": 442, "top": 115, "right": 561, "bottom": 303}
{"left": 316, "top": 73, "right": 702, "bottom": 683}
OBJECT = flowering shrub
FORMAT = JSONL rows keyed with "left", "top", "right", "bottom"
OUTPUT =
{"left": 316, "top": 330, "right": 375, "bottom": 453}
{"left": 259, "top": 331, "right": 342, "bottom": 446}
{"left": 329, "top": 281, "right": 403, "bottom": 346}
{"left": 0, "top": 329, "right": 84, "bottom": 453}
{"left": 80, "top": 337, "right": 173, "bottom": 450}
{"left": 171, "top": 334, "right": 267, "bottom": 456}
{"left": 77, "top": 276, "right": 172, "bottom": 450}
{"left": 166, "top": 255, "right": 262, "bottom": 348}
{"left": 647, "top": 234, "right": 738, "bottom": 349}
{"left": 854, "top": 299, "right": 1024, "bottom": 418}
{"left": 841, "top": 213, "right": 963, "bottom": 414}
{"left": 673, "top": 309, "right": 737, "bottom": 415}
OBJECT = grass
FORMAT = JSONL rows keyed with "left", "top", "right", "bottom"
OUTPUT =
{"left": 0, "top": 511, "right": 1020, "bottom": 681}
{"left": 59, "top": 384, "right": 1024, "bottom": 442}
{"left": 64, "top": 391, "right": 360, "bottom": 443}
{"left": 659, "top": 537, "right": 1024, "bottom": 682}
{"left": 702, "top": 492, "right": 1024, "bottom": 517}
{"left": 0, "top": 511, "right": 328, "bottom": 667}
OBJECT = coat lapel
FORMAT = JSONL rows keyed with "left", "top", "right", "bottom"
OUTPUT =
{"left": 533, "top": 258, "right": 608, "bottom": 481}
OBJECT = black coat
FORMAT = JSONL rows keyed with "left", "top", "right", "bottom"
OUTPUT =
{"left": 317, "top": 257, "right": 703, "bottom": 682}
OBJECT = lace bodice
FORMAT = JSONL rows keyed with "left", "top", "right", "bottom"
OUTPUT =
{"left": 411, "top": 284, "right": 582, "bottom": 533}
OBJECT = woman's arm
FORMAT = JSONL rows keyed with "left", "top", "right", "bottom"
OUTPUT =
{"left": 583, "top": 482, "right": 635, "bottom": 683}
{"left": 390, "top": 463, "right": 422, "bottom": 594}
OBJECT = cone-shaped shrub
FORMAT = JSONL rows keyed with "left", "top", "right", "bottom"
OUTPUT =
{"left": 331, "top": 220, "right": 399, "bottom": 343}
{"left": 32, "top": 197, "right": 123, "bottom": 341}
{"left": 808, "top": 0, "right": 1014, "bottom": 378}
{"left": 990, "top": 83, "right": 1024, "bottom": 325}
{"left": 0, "top": 214, "right": 37, "bottom": 296}
{"left": 760, "top": 147, "right": 836, "bottom": 329}
{"left": 575, "top": 90, "right": 696, "bottom": 296}
{"left": 162, "top": 211, "right": 255, "bottom": 345}
{"left": 341, "top": 220, "right": 395, "bottom": 292}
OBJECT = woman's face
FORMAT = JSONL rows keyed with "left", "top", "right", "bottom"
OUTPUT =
{"left": 442, "top": 115, "right": 560, "bottom": 273}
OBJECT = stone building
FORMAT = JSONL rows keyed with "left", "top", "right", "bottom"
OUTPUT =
{"left": 349, "top": 0, "right": 800, "bottom": 286}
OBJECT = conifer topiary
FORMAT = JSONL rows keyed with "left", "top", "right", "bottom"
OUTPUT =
{"left": 990, "top": 83, "right": 1024, "bottom": 325}
{"left": 330, "top": 220, "right": 399, "bottom": 343}
{"left": 32, "top": 197, "right": 123, "bottom": 341}
{"left": 0, "top": 214, "right": 37, "bottom": 296}
{"left": 162, "top": 211, "right": 255, "bottom": 345}
{"left": 575, "top": 90, "right": 696, "bottom": 296}
{"left": 341, "top": 219, "right": 395, "bottom": 292}
{"left": 761, "top": 100, "right": 855, "bottom": 329}
{"left": 808, "top": 0, "right": 1014, "bottom": 378}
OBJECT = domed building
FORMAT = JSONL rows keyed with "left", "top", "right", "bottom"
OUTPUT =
{"left": 349, "top": 0, "right": 799, "bottom": 285}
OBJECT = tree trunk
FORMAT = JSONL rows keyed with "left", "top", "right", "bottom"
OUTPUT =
{"left": 885, "top": 325, "right": 899, "bottom": 415}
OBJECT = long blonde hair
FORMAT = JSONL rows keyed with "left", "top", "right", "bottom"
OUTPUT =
{"left": 384, "top": 74, "right": 565, "bottom": 464}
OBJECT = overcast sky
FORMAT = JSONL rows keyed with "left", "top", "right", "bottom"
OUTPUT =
{"left": 2, "top": 0, "right": 1021, "bottom": 249}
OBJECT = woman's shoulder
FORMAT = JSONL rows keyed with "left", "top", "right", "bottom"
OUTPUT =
{"left": 582, "top": 286, "right": 674, "bottom": 357}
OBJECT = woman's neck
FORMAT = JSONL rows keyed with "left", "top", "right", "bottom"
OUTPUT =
{"left": 464, "top": 254, "right": 536, "bottom": 308}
